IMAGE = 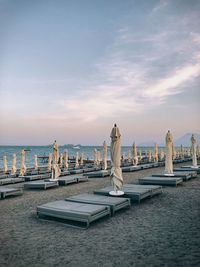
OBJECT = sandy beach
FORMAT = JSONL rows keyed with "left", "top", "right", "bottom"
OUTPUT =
{"left": 0, "top": 162, "right": 200, "bottom": 267}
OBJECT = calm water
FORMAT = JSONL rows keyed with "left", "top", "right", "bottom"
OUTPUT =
{"left": 0, "top": 145, "right": 161, "bottom": 169}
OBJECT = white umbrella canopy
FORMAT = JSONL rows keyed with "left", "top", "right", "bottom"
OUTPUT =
{"left": 154, "top": 143, "right": 158, "bottom": 162}
{"left": 75, "top": 152, "right": 79, "bottom": 168}
{"left": 103, "top": 141, "right": 107, "bottom": 170}
{"left": 110, "top": 124, "right": 123, "bottom": 195}
{"left": 191, "top": 134, "right": 197, "bottom": 167}
{"left": 48, "top": 153, "right": 52, "bottom": 171}
{"left": 11, "top": 153, "right": 17, "bottom": 175}
{"left": 165, "top": 130, "right": 174, "bottom": 175}
{"left": 132, "top": 142, "right": 138, "bottom": 166}
{"left": 52, "top": 140, "right": 61, "bottom": 179}
{"left": 3, "top": 155, "right": 8, "bottom": 173}
{"left": 20, "top": 149, "right": 26, "bottom": 176}
{"left": 63, "top": 150, "right": 69, "bottom": 169}
{"left": 34, "top": 155, "right": 38, "bottom": 170}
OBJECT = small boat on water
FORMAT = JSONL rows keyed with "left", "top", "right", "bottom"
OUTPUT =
{"left": 24, "top": 148, "right": 31, "bottom": 152}
{"left": 72, "top": 145, "right": 80, "bottom": 150}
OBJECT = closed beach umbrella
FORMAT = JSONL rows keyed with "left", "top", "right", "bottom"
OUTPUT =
{"left": 128, "top": 150, "right": 131, "bottom": 163}
{"left": 20, "top": 149, "right": 26, "bottom": 176}
{"left": 93, "top": 148, "right": 98, "bottom": 166}
{"left": 52, "top": 140, "right": 61, "bottom": 179}
{"left": 59, "top": 153, "right": 63, "bottom": 168}
{"left": 138, "top": 150, "right": 142, "bottom": 162}
{"left": 80, "top": 153, "right": 84, "bottom": 166}
{"left": 180, "top": 145, "right": 184, "bottom": 159}
{"left": 132, "top": 142, "right": 138, "bottom": 166}
{"left": 34, "top": 155, "right": 38, "bottom": 170}
{"left": 63, "top": 150, "right": 68, "bottom": 169}
{"left": 191, "top": 134, "right": 197, "bottom": 167}
{"left": 11, "top": 153, "right": 17, "bottom": 175}
{"left": 187, "top": 148, "right": 191, "bottom": 157}
{"left": 154, "top": 143, "right": 158, "bottom": 162}
{"left": 48, "top": 153, "right": 52, "bottom": 171}
{"left": 148, "top": 150, "right": 152, "bottom": 162}
{"left": 3, "top": 155, "right": 8, "bottom": 173}
{"left": 172, "top": 144, "right": 176, "bottom": 160}
{"left": 197, "top": 145, "right": 200, "bottom": 158}
{"left": 110, "top": 124, "right": 123, "bottom": 193}
{"left": 159, "top": 148, "right": 165, "bottom": 161}
{"left": 97, "top": 151, "right": 101, "bottom": 166}
{"left": 165, "top": 130, "right": 173, "bottom": 174}
{"left": 75, "top": 152, "right": 79, "bottom": 168}
{"left": 103, "top": 141, "right": 107, "bottom": 170}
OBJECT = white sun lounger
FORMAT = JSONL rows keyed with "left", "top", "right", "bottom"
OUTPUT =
{"left": 24, "top": 180, "right": 58, "bottom": 190}
{"left": 66, "top": 193, "right": 131, "bottom": 215}
{"left": 94, "top": 184, "right": 162, "bottom": 203}
{"left": 139, "top": 177, "right": 183, "bottom": 186}
{"left": 37, "top": 200, "right": 111, "bottom": 228}
{"left": 0, "top": 186, "right": 23, "bottom": 199}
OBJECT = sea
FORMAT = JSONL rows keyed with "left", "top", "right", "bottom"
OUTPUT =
{"left": 0, "top": 145, "right": 158, "bottom": 169}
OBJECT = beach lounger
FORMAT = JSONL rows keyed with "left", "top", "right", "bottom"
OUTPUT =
{"left": 66, "top": 193, "right": 131, "bottom": 215}
{"left": 152, "top": 172, "right": 192, "bottom": 181}
{"left": 173, "top": 169, "right": 198, "bottom": 177}
{"left": 83, "top": 167, "right": 102, "bottom": 173}
{"left": 180, "top": 166, "right": 200, "bottom": 174}
{"left": 83, "top": 170, "right": 110, "bottom": 178}
{"left": 0, "top": 186, "right": 23, "bottom": 199}
{"left": 23, "top": 173, "right": 52, "bottom": 181}
{"left": 37, "top": 200, "right": 111, "bottom": 228}
{"left": 122, "top": 165, "right": 141, "bottom": 172}
{"left": 24, "top": 180, "right": 58, "bottom": 190}
{"left": 70, "top": 169, "right": 83, "bottom": 174}
{"left": 77, "top": 176, "right": 89, "bottom": 182}
{"left": 139, "top": 177, "right": 183, "bottom": 186}
{"left": 94, "top": 184, "right": 162, "bottom": 203}
{"left": 140, "top": 163, "right": 154, "bottom": 169}
{"left": 58, "top": 176, "right": 78, "bottom": 186}
{"left": 0, "top": 177, "right": 25, "bottom": 185}
{"left": 60, "top": 170, "right": 70, "bottom": 176}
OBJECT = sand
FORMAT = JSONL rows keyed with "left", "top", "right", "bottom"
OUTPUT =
{"left": 0, "top": 162, "right": 200, "bottom": 267}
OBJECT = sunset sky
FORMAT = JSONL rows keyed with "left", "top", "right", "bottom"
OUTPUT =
{"left": 0, "top": 0, "right": 200, "bottom": 145}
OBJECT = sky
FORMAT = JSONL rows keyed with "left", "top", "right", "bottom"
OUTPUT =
{"left": 0, "top": 0, "right": 200, "bottom": 145}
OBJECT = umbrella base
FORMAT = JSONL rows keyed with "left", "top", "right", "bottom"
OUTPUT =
{"left": 109, "top": 190, "right": 124, "bottom": 196}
